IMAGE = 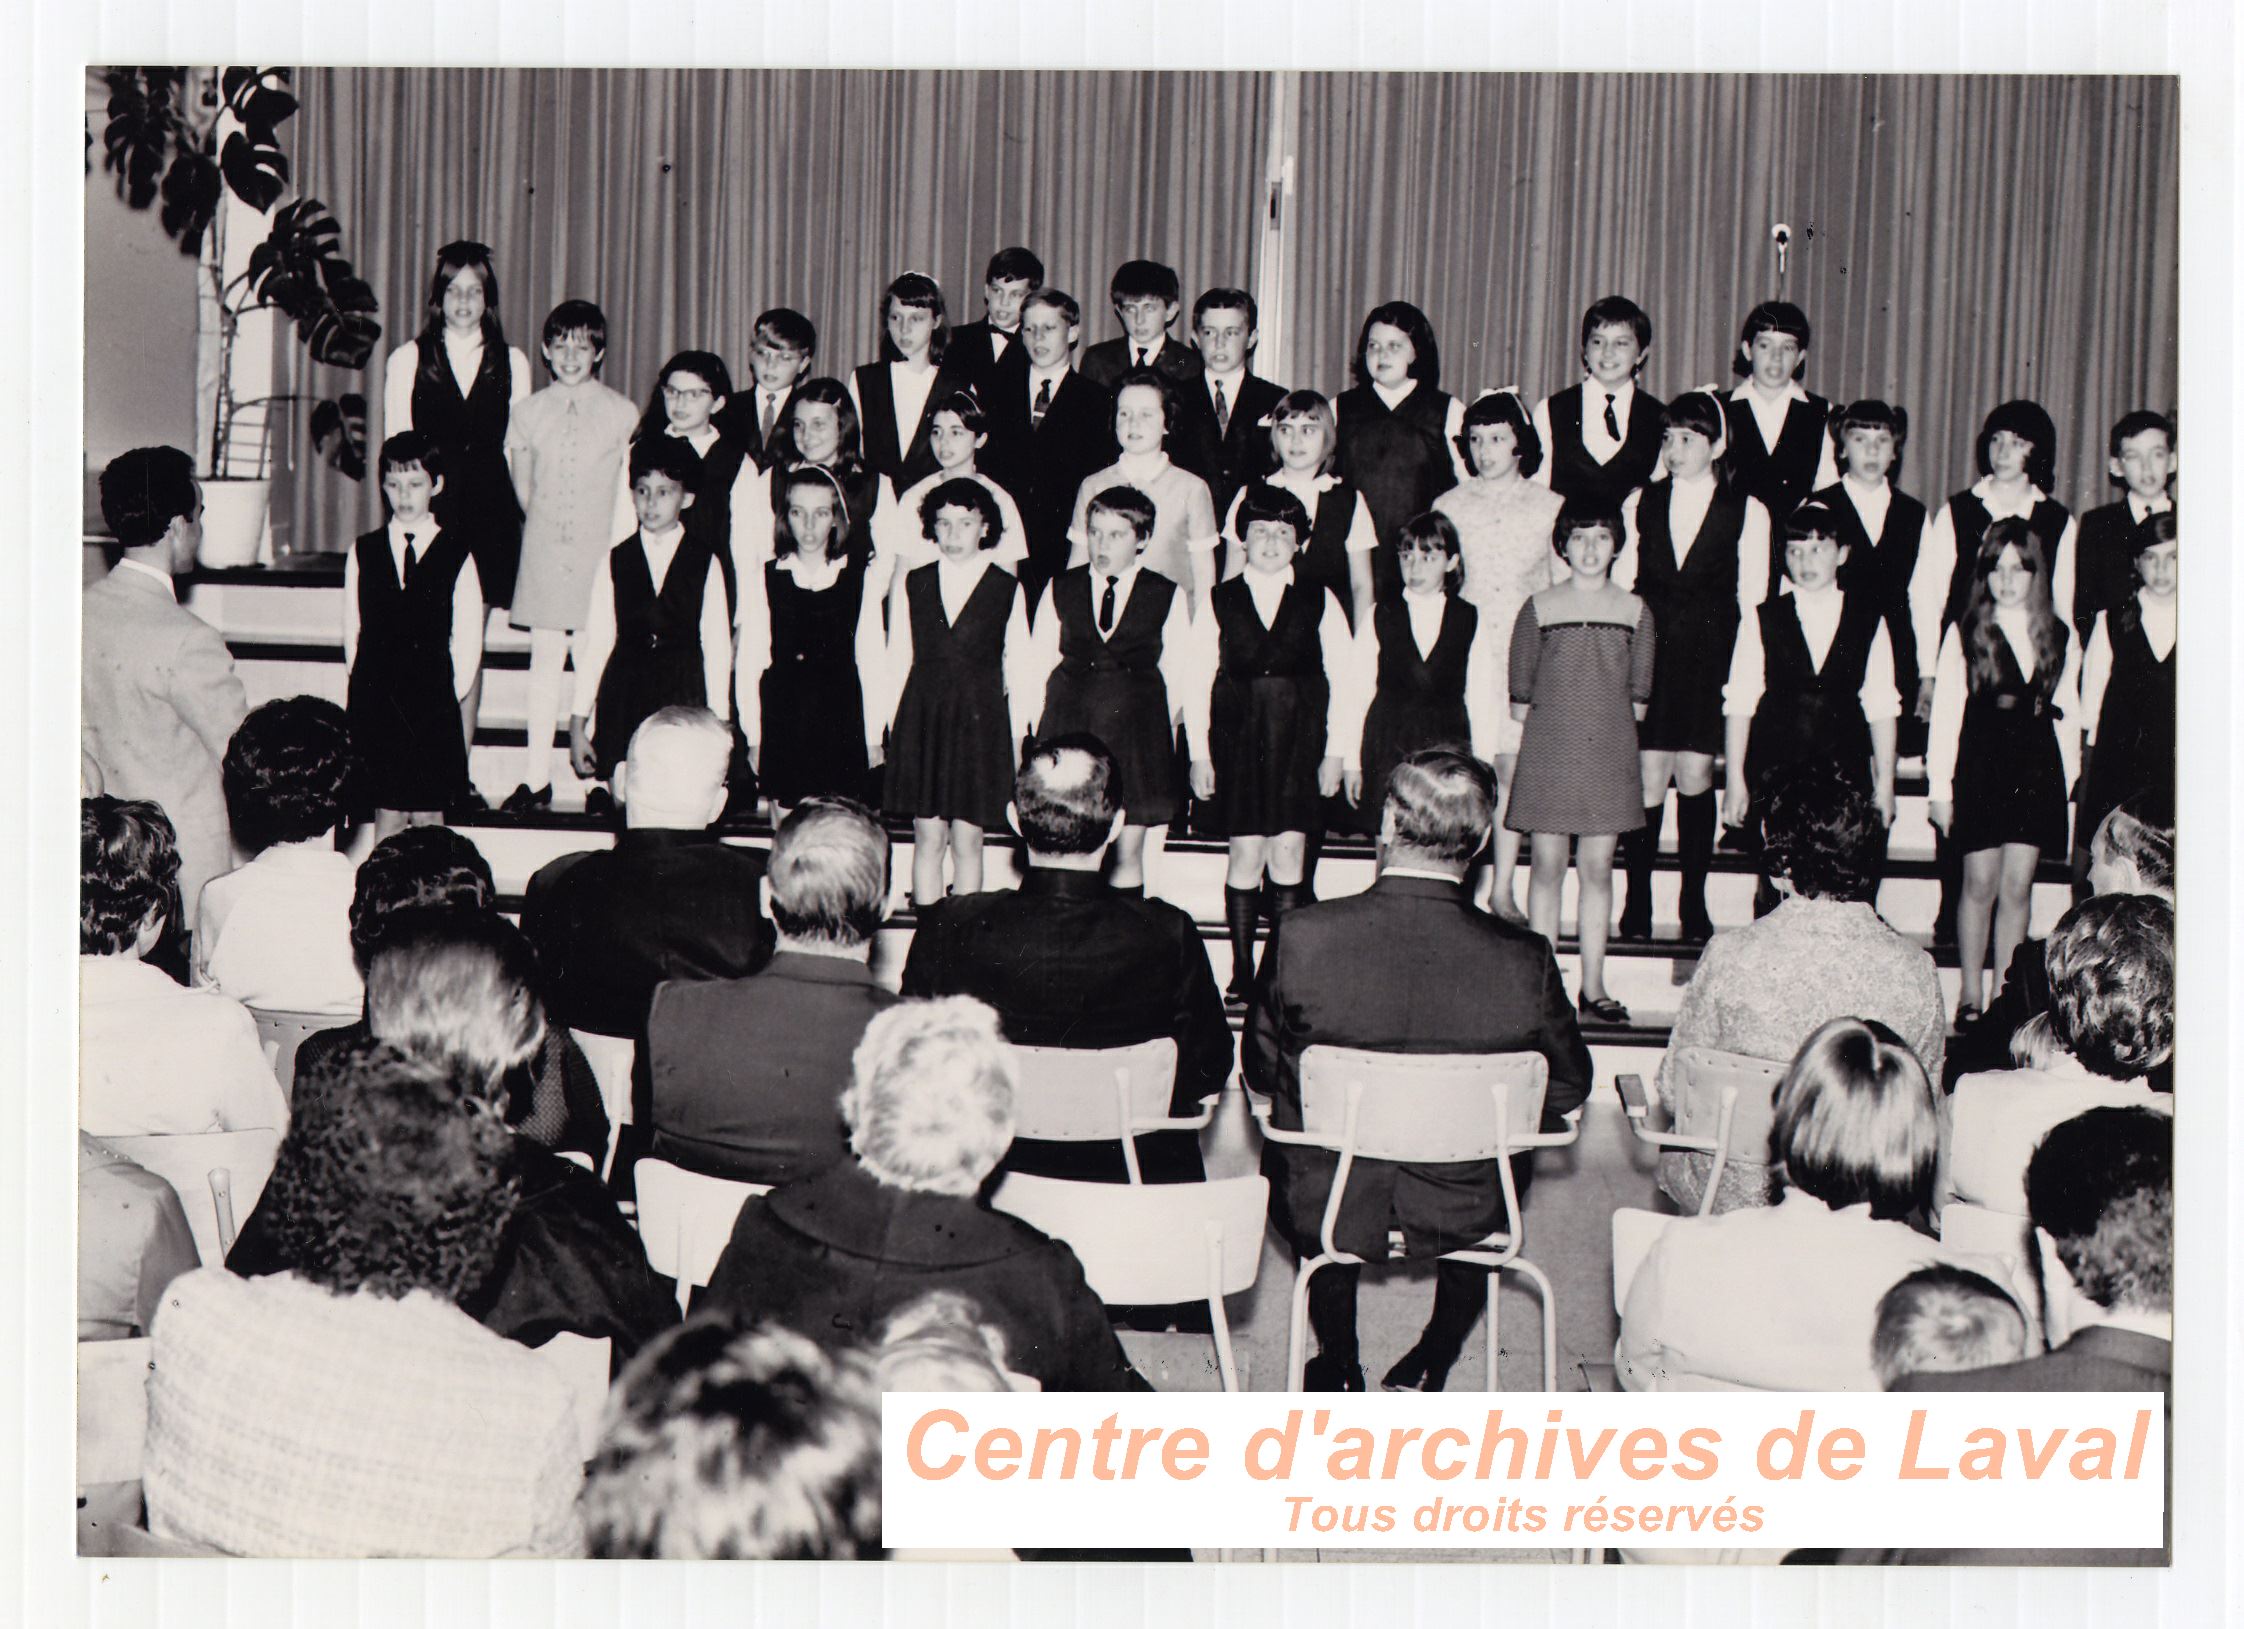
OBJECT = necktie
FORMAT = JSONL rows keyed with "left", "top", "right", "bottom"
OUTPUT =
{"left": 1135, "top": 347, "right": 1148, "bottom": 370}
{"left": 759, "top": 393, "right": 777, "bottom": 445}
{"left": 1100, "top": 575, "right": 1119, "bottom": 632}
{"left": 401, "top": 534, "right": 419, "bottom": 587}
{"left": 1032, "top": 377, "right": 1053, "bottom": 429}
{"left": 1213, "top": 380, "right": 1230, "bottom": 438}
{"left": 1603, "top": 393, "right": 1622, "bottom": 442}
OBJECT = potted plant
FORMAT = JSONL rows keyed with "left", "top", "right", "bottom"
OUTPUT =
{"left": 97, "top": 67, "right": 381, "bottom": 565}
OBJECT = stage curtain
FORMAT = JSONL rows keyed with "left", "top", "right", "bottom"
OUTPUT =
{"left": 274, "top": 69, "right": 1269, "bottom": 555}
{"left": 1284, "top": 73, "right": 2177, "bottom": 516}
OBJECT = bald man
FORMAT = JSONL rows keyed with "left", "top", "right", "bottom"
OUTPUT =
{"left": 521, "top": 706, "right": 774, "bottom": 1044}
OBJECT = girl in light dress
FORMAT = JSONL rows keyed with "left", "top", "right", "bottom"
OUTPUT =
{"left": 1432, "top": 388, "right": 1563, "bottom": 917}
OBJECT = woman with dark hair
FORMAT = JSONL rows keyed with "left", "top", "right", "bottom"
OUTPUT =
{"left": 230, "top": 912, "right": 675, "bottom": 1369}
{"left": 1652, "top": 763, "right": 1946, "bottom": 1213}
{"left": 143, "top": 1038, "right": 583, "bottom": 1556}
{"left": 1618, "top": 1018, "right": 1962, "bottom": 1391}
{"left": 79, "top": 797, "right": 285, "bottom": 1137}
{"left": 193, "top": 695, "right": 363, "bottom": 1015}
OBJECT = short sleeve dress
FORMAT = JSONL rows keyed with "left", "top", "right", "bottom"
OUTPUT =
{"left": 1505, "top": 591, "right": 1656, "bottom": 836}
{"left": 504, "top": 382, "right": 641, "bottom": 631}
{"left": 1435, "top": 478, "right": 1563, "bottom": 753}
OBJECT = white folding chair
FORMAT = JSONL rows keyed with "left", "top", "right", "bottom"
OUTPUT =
{"left": 1609, "top": 1207, "right": 1680, "bottom": 1316}
{"left": 991, "top": 1171, "right": 1270, "bottom": 1391}
{"left": 1008, "top": 1039, "right": 1217, "bottom": 1185}
{"left": 1615, "top": 1049, "right": 1788, "bottom": 1215}
{"left": 569, "top": 1028, "right": 635, "bottom": 1183}
{"left": 100, "top": 1129, "right": 284, "bottom": 1265}
{"left": 1252, "top": 1048, "right": 1581, "bottom": 1392}
{"left": 530, "top": 1332, "right": 614, "bottom": 1461}
{"left": 632, "top": 1157, "right": 771, "bottom": 1316}
{"left": 77, "top": 1337, "right": 155, "bottom": 1489}
{"left": 247, "top": 1006, "right": 336, "bottom": 1102}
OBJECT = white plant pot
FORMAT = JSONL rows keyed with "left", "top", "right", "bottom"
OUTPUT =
{"left": 197, "top": 477, "right": 272, "bottom": 569}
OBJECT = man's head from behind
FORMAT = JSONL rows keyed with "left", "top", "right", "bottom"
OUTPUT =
{"left": 765, "top": 797, "right": 891, "bottom": 951}
{"left": 1010, "top": 734, "right": 1124, "bottom": 859}
{"left": 1377, "top": 747, "right": 1497, "bottom": 873}
{"left": 615, "top": 706, "right": 731, "bottom": 829}
{"left": 2026, "top": 1105, "right": 2172, "bottom": 1338}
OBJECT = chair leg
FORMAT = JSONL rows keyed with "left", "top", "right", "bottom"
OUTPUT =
{"left": 1485, "top": 1268, "right": 1500, "bottom": 1391}
{"left": 1209, "top": 1295, "right": 1239, "bottom": 1392}
{"left": 1287, "top": 1258, "right": 1325, "bottom": 1392}
{"left": 1502, "top": 1258, "right": 1560, "bottom": 1391}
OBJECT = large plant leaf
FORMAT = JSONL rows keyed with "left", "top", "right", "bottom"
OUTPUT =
{"left": 309, "top": 393, "right": 368, "bottom": 482}
{"left": 219, "top": 67, "right": 297, "bottom": 132}
{"left": 101, "top": 68, "right": 195, "bottom": 215}
{"left": 158, "top": 145, "right": 223, "bottom": 255}
{"left": 220, "top": 126, "right": 290, "bottom": 212}
{"left": 243, "top": 198, "right": 384, "bottom": 370}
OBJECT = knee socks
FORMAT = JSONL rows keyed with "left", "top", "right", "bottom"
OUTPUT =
{"left": 1621, "top": 801, "right": 1664, "bottom": 929}
{"left": 1223, "top": 885, "right": 1262, "bottom": 995}
{"left": 1676, "top": 789, "right": 1717, "bottom": 933}
{"left": 1307, "top": 1262, "right": 1362, "bottom": 1364}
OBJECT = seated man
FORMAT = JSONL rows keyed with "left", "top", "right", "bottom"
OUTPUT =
{"left": 1840, "top": 1106, "right": 2171, "bottom": 1567}
{"left": 900, "top": 735, "right": 1229, "bottom": 1183}
{"left": 79, "top": 797, "right": 286, "bottom": 1136}
{"left": 1246, "top": 748, "right": 1592, "bottom": 1393}
{"left": 648, "top": 798, "right": 897, "bottom": 1185}
{"left": 77, "top": 1132, "right": 199, "bottom": 1340}
{"left": 522, "top": 706, "right": 772, "bottom": 1129}
{"left": 194, "top": 694, "right": 363, "bottom": 1016}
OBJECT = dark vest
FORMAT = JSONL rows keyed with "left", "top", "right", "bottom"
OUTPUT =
{"left": 855, "top": 362, "right": 951, "bottom": 493}
{"left": 350, "top": 527, "right": 471, "bottom": 684}
{"left": 2073, "top": 501, "right": 2161, "bottom": 638}
{"left": 1819, "top": 480, "right": 1929, "bottom": 693}
{"left": 1724, "top": 390, "right": 1830, "bottom": 528}
{"left": 1942, "top": 492, "right": 2071, "bottom": 632}
{"left": 592, "top": 531, "right": 719, "bottom": 765}
{"left": 1299, "top": 478, "right": 1365, "bottom": 626}
{"left": 666, "top": 433, "right": 747, "bottom": 616}
{"left": 1746, "top": 590, "right": 1881, "bottom": 778}
{"left": 1333, "top": 384, "right": 1457, "bottom": 547}
{"left": 1054, "top": 566, "right": 1175, "bottom": 676}
{"left": 1634, "top": 482, "right": 1749, "bottom": 642}
{"left": 2092, "top": 597, "right": 2175, "bottom": 782}
{"left": 1371, "top": 597, "right": 1477, "bottom": 711}
{"left": 765, "top": 556, "right": 868, "bottom": 669}
{"left": 1212, "top": 576, "right": 1331, "bottom": 682}
{"left": 903, "top": 560, "right": 1018, "bottom": 668}
{"left": 410, "top": 337, "right": 513, "bottom": 478}
{"left": 1546, "top": 383, "right": 1664, "bottom": 510}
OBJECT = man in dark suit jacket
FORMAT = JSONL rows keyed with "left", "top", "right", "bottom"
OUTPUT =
{"left": 1828, "top": 1106, "right": 2171, "bottom": 1567}
{"left": 1169, "top": 288, "right": 1288, "bottom": 536}
{"left": 648, "top": 799, "right": 896, "bottom": 1185}
{"left": 901, "top": 736, "right": 1230, "bottom": 1183}
{"left": 945, "top": 246, "right": 1044, "bottom": 402}
{"left": 1247, "top": 748, "right": 1593, "bottom": 1393}
{"left": 983, "top": 288, "right": 1120, "bottom": 609}
{"left": 521, "top": 706, "right": 773, "bottom": 1049}
{"left": 1079, "top": 259, "right": 1204, "bottom": 394}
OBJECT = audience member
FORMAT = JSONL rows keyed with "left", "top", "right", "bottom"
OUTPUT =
{"left": 1246, "top": 749, "right": 1592, "bottom": 1393}
{"left": 193, "top": 695, "right": 363, "bottom": 1015}
{"left": 1870, "top": 1264, "right": 2029, "bottom": 1387}
{"left": 648, "top": 798, "right": 897, "bottom": 1184}
{"left": 143, "top": 1039, "right": 584, "bottom": 1557}
{"left": 230, "top": 913, "right": 676, "bottom": 1365}
{"left": 874, "top": 1290, "right": 1022, "bottom": 1391}
{"left": 1941, "top": 893, "right": 2173, "bottom": 1217}
{"left": 901, "top": 735, "right": 1230, "bottom": 1183}
{"left": 581, "top": 1320, "right": 884, "bottom": 1560}
{"left": 1841, "top": 1106, "right": 2172, "bottom": 1566}
{"left": 82, "top": 446, "right": 250, "bottom": 918}
{"left": 522, "top": 705, "right": 773, "bottom": 1044}
{"left": 1656, "top": 763, "right": 1945, "bottom": 1213}
{"left": 78, "top": 797, "right": 285, "bottom": 1136}
{"left": 700, "top": 997, "right": 1144, "bottom": 1392}
{"left": 1618, "top": 1018, "right": 1954, "bottom": 1391}
{"left": 76, "top": 1131, "right": 199, "bottom": 1340}
{"left": 293, "top": 826, "right": 608, "bottom": 1161}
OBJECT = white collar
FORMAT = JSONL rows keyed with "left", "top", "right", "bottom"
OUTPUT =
{"left": 1730, "top": 379, "right": 1809, "bottom": 405}
{"left": 640, "top": 521, "right": 685, "bottom": 550}
{"left": 387, "top": 516, "right": 438, "bottom": 547}
{"left": 1841, "top": 472, "right": 1890, "bottom": 499}
{"left": 1029, "top": 361, "right": 1071, "bottom": 386}
{"left": 1271, "top": 468, "right": 1340, "bottom": 495}
{"left": 1243, "top": 564, "right": 1297, "bottom": 591}
{"left": 937, "top": 552, "right": 991, "bottom": 579}
{"left": 112, "top": 558, "right": 177, "bottom": 599}
{"left": 1780, "top": 579, "right": 1842, "bottom": 606}
{"left": 666, "top": 423, "right": 719, "bottom": 454}
{"left": 1092, "top": 560, "right": 1143, "bottom": 590}
{"left": 1371, "top": 378, "right": 1420, "bottom": 409}
{"left": 2127, "top": 492, "right": 2173, "bottom": 522}
{"left": 1581, "top": 376, "right": 1638, "bottom": 404}
{"left": 1972, "top": 475, "right": 2048, "bottom": 512}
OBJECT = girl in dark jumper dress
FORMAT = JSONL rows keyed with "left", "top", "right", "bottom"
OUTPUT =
{"left": 1333, "top": 301, "right": 1462, "bottom": 604}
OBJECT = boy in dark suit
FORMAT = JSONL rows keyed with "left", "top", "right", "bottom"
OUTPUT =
{"left": 1246, "top": 748, "right": 1592, "bottom": 1392}
{"left": 1080, "top": 259, "right": 1203, "bottom": 393}
{"left": 2071, "top": 409, "right": 2174, "bottom": 639}
{"left": 946, "top": 246, "right": 1043, "bottom": 398}
{"left": 713, "top": 308, "right": 816, "bottom": 473}
{"left": 1170, "top": 287, "right": 1288, "bottom": 527}
{"left": 984, "top": 288, "right": 1119, "bottom": 609}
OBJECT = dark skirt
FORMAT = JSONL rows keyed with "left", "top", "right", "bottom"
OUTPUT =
{"left": 592, "top": 644, "right": 708, "bottom": 780}
{"left": 1210, "top": 673, "right": 1328, "bottom": 837}
{"left": 1352, "top": 691, "right": 1471, "bottom": 836}
{"left": 435, "top": 452, "right": 524, "bottom": 614}
{"left": 1637, "top": 602, "right": 1736, "bottom": 755}
{"left": 760, "top": 662, "right": 874, "bottom": 808}
{"left": 2076, "top": 703, "right": 2173, "bottom": 854}
{"left": 1040, "top": 662, "right": 1181, "bottom": 826}
{"left": 885, "top": 657, "right": 1015, "bottom": 829}
{"left": 347, "top": 655, "right": 467, "bottom": 813}
{"left": 1952, "top": 705, "right": 2069, "bottom": 856}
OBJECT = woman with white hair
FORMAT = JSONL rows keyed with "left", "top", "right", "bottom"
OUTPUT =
{"left": 699, "top": 996, "right": 1143, "bottom": 1392}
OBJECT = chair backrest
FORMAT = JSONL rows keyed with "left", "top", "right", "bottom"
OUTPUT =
{"left": 1610, "top": 1207, "right": 1680, "bottom": 1315}
{"left": 248, "top": 1007, "right": 336, "bottom": 1102}
{"left": 1938, "top": 1199, "right": 2046, "bottom": 1343}
{"left": 1296, "top": 1048, "right": 1549, "bottom": 1163}
{"left": 530, "top": 1332, "right": 614, "bottom": 1461}
{"left": 78, "top": 1337, "right": 154, "bottom": 1487}
{"left": 1668, "top": 1047, "right": 1788, "bottom": 1158}
{"left": 570, "top": 1029, "right": 637, "bottom": 1130}
{"left": 633, "top": 1158, "right": 770, "bottom": 1313}
{"left": 100, "top": 1129, "right": 284, "bottom": 1266}
{"left": 990, "top": 1172, "right": 1269, "bottom": 1306}
{"left": 1008, "top": 1039, "right": 1180, "bottom": 1142}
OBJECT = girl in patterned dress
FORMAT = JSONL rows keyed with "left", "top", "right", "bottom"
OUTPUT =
{"left": 1434, "top": 388, "right": 1564, "bottom": 918}
{"left": 1507, "top": 500, "right": 1657, "bottom": 1023}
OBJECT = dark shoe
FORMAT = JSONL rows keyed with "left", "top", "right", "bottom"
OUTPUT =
{"left": 1954, "top": 1002, "right": 1984, "bottom": 1029}
{"left": 1677, "top": 904, "right": 1716, "bottom": 944}
{"left": 1225, "top": 972, "right": 1253, "bottom": 1007}
{"left": 1615, "top": 896, "right": 1653, "bottom": 941}
{"left": 583, "top": 786, "right": 618, "bottom": 819}
{"left": 1381, "top": 1341, "right": 1459, "bottom": 1393}
{"left": 499, "top": 782, "right": 552, "bottom": 815}
{"left": 1578, "top": 992, "right": 1631, "bottom": 1026}
{"left": 448, "top": 786, "right": 490, "bottom": 818}
{"left": 1302, "top": 1352, "right": 1366, "bottom": 1392}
